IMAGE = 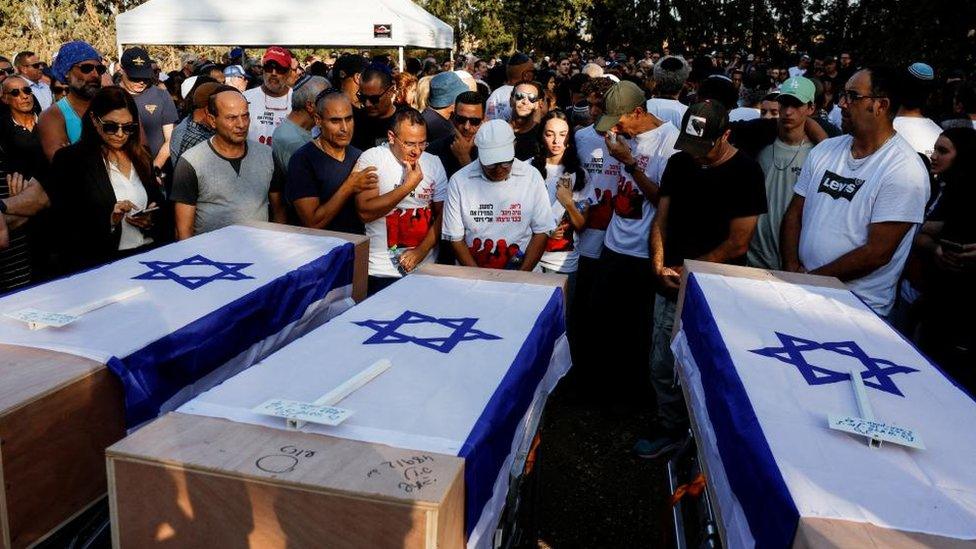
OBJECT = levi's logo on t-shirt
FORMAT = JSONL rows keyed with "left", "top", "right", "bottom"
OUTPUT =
{"left": 817, "top": 170, "right": 864, "bottom": 201}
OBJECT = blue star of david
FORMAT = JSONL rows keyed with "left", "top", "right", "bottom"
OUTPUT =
{"left": 750, "top": 332, "right": 919, "bottom": 397}
{"left": 132, "top": 254, "right": 255, "bottom": 290}
{"left": 354, "top": 310, "right": 502, "bottom": 354}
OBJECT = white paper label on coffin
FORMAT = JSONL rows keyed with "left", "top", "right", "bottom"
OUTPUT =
{"left": 828, "top": 415, "right": 925, "bottom": 449}
{"left": 4, "top": 287, "right": 146, "bottom": 330}
{"left": 254, "top": 399, "right": 354, "bottom": 426}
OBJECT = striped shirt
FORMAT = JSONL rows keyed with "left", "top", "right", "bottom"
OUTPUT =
{"left": 0, "top": 160, "right": 32, "bottom": 292}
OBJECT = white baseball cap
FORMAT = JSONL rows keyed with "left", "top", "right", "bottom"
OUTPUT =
{"left": 474, "top": 120, "right": 516, "bottom": 166}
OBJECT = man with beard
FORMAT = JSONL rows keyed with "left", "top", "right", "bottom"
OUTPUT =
{"left": 243, "top": 46, "right": 294, "bottom": 146}
{"left": 510, "top": 81, "right": 544, "bottom": 160}
{"left": 351, "top": 68, "right": 407, "bottom": 151}
{"left": 172, "top": 87, "right": 274, "bottom": 238}
{"left": 354, "top": 108, "right": 447, "bottom": 295}
{"left": 38, "top": 41, "right": 104, "bottom": 161}
{"left": 287, "top": 90, "right": 375, "bottom": 234}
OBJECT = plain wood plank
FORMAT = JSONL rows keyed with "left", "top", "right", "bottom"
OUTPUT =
{"left": 108, "top": 413, "right": 465, "bottom": 548}
{"left": 794, "top": 517, "right": 976, "bottom": 549}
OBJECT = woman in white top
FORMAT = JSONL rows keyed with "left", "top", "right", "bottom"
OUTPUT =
{"left": 49, "top": 86, "right": 164, "bottom": 274}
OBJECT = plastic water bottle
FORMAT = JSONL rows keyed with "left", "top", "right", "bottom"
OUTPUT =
{"left": 388, "top": 246, "right": 408, "bottom": 276}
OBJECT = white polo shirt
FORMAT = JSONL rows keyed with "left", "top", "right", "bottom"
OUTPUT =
{"left": 442, "top": 159, "right": 556, "bottom": 269}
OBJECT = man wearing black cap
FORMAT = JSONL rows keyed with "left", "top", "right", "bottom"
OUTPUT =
{"left": 637, "top": 100, "right": 767, "bottom": 458}
{"left": 120, "top": 47, "right": 179, "bottom": 175}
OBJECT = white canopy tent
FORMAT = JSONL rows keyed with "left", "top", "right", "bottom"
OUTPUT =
{"left": 115, "top": 0, "right": 454, "bottom": 68}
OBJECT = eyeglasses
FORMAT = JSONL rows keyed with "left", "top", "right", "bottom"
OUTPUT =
{"left": 452, "top": 113, "right": 483, "bottom": 127}
{"left": 357, "top": 85, "right": 393, "bottom": 105}
{"left": 263, "top": 63, "right": 290, "bottom": 75}
{"left": 76, "top": 63, "right": 107, "bottom": 76}
{"left": 97, "top": 117, "right": 139, "bottom": 136}
{"left": 0, "top": 67, "right": 13, "bottom": 75}
{"left": 393, "top": 135, "right": 428, "bottom": 151}
{"left": 512, "top": 91, "right": 539, "bottom": 103}
{"left": 837, "top": 89, "right": 886, "bottom": 104}
{"left": 30, "top": 62, "right": 47, "bottom": 70}
{"left": 4, "top": 86, "right": 32, "bottom": 98}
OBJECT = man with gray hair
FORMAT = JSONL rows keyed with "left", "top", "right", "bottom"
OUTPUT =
{"left": 646, "top": 55, "right": 690, "bottom": 128}
{"left": 271, "top": 74, "right": 330, "bottom": 223}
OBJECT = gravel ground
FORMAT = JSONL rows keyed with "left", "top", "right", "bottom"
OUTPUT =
{"left": 530, "top": 382, "right": 672, "bottom": 548}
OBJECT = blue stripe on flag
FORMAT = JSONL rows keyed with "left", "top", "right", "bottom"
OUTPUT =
{"left": 459, "top": 288, "right": 565, "bottom": 536}
{"left": 107, "top": 242, "right": 355, "bottom": 427}
{"left": 681, "top": 273, "right": 799, "bottom": 548}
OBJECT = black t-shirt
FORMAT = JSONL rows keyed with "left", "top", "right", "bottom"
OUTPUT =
{"left": 133, "top": 86, "right": 179, "bottom": 157}
{"left": 285, "top": 141, "right": 364, "bottom": 234}
{"left": 514, "top": 123, "right": 541, "bottom": 161}
{"left": 352, "top": 104, "right": 409, "bottom": 152}
{"left": 659, "top": 150, "right": 767, "bottom": 267}
{"left": 427, "top": 134, "right": 479, "bottom": 178}
{"left": 0, "top": 116, "right": 43, "bottom": 179}
{"left": 421, "top": 107, "right": 455, "bottom": 144}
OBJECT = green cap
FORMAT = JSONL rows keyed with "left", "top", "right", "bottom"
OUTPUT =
{"left": 777, "top": 76, "right": 815, "bottom": 104}
{"left": 595, "top": 80, "right": 646, "bottom": 132}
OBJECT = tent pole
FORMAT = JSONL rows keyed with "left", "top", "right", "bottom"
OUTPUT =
{"left": 398, "top": 47, "right": 404, "bottom": 72}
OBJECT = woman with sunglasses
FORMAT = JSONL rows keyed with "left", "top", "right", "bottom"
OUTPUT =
{"left": 47, "top": 86, "right": 164, "bottom": 273}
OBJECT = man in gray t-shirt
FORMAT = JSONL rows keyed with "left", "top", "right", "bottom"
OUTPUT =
{"left": 171, "top": 87, "right": 273, "bottom": 238}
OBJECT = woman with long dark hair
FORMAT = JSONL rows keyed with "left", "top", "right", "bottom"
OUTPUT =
{"left": 913, "top": 127, "right": 976, "bottom": 389}
{"left": 49, "top": 85, "right": 164, "bottom": 273}
{"left": 531, "top": 109, "right": 589, "bottom": 279}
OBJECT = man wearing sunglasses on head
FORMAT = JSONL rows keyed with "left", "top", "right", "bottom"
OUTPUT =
{"left": 13, "top": 51, "right": 52, "bottom": 110}
{"left": 351, "top": 68, "right": 407, "bottom": 152}
{"left": 242, "top": 46, "right": 294, "bottom": 147}
{"left": 120, "top": 47, "right": 179, "bottom": 182}
{"left": 354, "top": 109, "right": 447, "bottom": 295}
{"left": 38, "top": 40, "right": 104, "bottom": 161}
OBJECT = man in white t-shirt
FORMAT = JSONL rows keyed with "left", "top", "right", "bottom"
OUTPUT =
{"left": 355, "top": 109, "right": 448, "bottom": 295}
{"left": 893, "top": 62, "right": 941, "bottom": 158}
{"left": 442, "top": 120, "right": 555, "bottom": 270}
{"left": 485, "top": 53, "right": 534, "bottom": 122}
{"left": 788, "top": 55, "right": 810, "bottom": 78}
{"left": 781, "top": 66, "right": 929, "bottom": 317}
{"left": 645, "top": 55, "right": 689, "bottom": 129}
{"left": 592, "top": 80, "right": 679, "bottom": 407}
{"left": 242, "top": 46, "right": 294, "bottom": 146}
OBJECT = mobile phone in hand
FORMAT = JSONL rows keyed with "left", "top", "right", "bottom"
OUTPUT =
{"left": 128, "top": 205, "right": 159, "bottom": 218}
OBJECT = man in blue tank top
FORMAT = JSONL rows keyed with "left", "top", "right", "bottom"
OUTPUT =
{"left": 37, "top": 40, "right": 103, "bottom": 162}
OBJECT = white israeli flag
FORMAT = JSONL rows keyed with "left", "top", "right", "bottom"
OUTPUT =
{"left": 672, "top": 272, "right": 976, "bottom": 547}
{"left": 0, "top": 224, "right": 356, "bottom": 425}
{"left": 179, "top": 274, "right": 569, "bottom": 548}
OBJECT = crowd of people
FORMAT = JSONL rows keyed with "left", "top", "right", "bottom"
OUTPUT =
{"left": 0, "top": 40, "right": 972, "bottom": 459}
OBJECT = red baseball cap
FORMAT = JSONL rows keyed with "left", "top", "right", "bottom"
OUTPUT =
{"left": 262, "top": 46, "right": 293, "bottom": 67}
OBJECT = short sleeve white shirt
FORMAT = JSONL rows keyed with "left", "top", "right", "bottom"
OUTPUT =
{"left": 243, "top": 86, "right": 293, "bottom": 147}
{"left": 538, "top": 164, "right": 586, "bottom": 273}
{"left": 893, "top": 116, "right": 942, "bottom": 157}
{"left": 793, "top": 134, "right": 929, "bottom": 315}
{"left": 485, "top": 85, "right": 514, "bottom": 121}
{"left": 574, "top": 125, "right": 622, "bottom": 259}
{"left": 356, "top": 145, "right": 448, "bottom": 278}
{"left": 645, "top": 98, "right": 688, "bottom": 130}
{"left": 442, "top": 159, "right": 556, "bottom": 269}
{"left": 603, "top": 122, "right": 680, "bottom": 259}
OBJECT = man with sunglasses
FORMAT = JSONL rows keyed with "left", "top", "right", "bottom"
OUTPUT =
{"left": 781, "top": 66, "right": 929, "bottom": 318}
{"left": 510, "top": 81, "right": 544, "bottom": 160}
{"left": 13, "top": 51, "right": 51, "bottom": 111}
{"left": 38, "top": 40, "right": 103, "bottom": 161}
{"left": 120, "top": 47, "right": 178, "bottom": 179}
{"left": 0, "top": 76, "right": 43, "bottom": 180}
{"left": 428, "top": 91, "right": 485, "bottom": 179}
{"left": 486, "top": 52, "right": 534, "bottom": 121}
{"left": 351, "top": 68, "right": 406, "bottom": 152}
{"left": 0, "top": 57, "right": 13, "bottom": 84}
{"left": 354, "top": 108, "right": 447, "bottom": 295}
{"left": 243, "top": 46, "right": 294, "bottom": 147}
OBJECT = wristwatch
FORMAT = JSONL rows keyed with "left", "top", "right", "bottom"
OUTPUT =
{"left": 623, "top": 161, "right": 638, "bottom": 175}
